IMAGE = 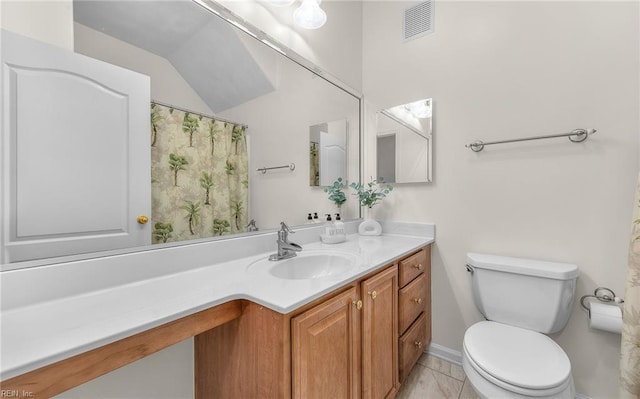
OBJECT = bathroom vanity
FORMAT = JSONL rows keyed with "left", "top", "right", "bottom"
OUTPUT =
{"left": 196, "top": 245, "right": 430, "bottom": 398}
{"left": 0, "top": 223, "right": 433, "bottom": 398}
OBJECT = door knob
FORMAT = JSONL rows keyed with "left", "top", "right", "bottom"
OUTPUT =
{"left": 368, "top": 291, "right": 377, "bottom": 300}
{"left": 137, "top": 215, "right": 149, "bottom": 224}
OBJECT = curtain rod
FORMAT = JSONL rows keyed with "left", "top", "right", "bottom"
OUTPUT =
{"left": 151, "top": 99, "right": 248, "bottom": 129}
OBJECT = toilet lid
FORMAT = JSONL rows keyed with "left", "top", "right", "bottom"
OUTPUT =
{"left": 464, "top": 321, "right": 571, "bottom": 390}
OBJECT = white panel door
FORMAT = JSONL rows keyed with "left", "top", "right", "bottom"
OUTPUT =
{"left": 1, "top": 30, "right": 151, "bottom": 263}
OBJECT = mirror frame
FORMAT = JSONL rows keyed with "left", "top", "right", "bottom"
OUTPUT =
{"left": 1, "top": 0, "right": 363, "bottom": 271}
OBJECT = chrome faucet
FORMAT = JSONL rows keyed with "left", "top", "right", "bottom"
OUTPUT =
{"left": 246, "top": 219, "right": 259, "bottom": 232}
{"left": 269, "top": 222, "right": 302, "bottom": 261}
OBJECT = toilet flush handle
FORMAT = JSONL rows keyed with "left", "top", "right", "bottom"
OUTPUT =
{"left": 466, "top": 265, "right": 474, "bottom": 274}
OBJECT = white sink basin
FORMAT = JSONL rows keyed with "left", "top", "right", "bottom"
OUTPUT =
{"left": 249, "top": 251, "right": 358, "bottom": 280}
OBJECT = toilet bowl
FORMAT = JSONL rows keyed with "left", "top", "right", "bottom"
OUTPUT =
{"left": 464, "top": 253, "right": 579, "bottom": 399}
{"left": 462, "top": 321, "right": 575, "bottom": 399}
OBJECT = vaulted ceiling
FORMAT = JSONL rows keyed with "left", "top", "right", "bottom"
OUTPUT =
{"left": 73, "top": 0, "right": 275, "bottom": 112}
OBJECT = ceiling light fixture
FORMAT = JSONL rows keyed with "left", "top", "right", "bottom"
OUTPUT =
{"left": 293, "top": 0, "right": 327, "bottom": 30}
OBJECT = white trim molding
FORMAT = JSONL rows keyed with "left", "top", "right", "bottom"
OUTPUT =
{"left": 427, "top": 342, "right": 462, "bottom": 366}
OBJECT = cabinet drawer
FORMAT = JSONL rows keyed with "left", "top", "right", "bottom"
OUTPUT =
{"left": 398, "top": 273, "right": 427, "bottom": 335}
{"left": 399, "top": 313, "right": 427, "bottom": 383}
{"left": 399, "top": 249, "right": 427, "bottom": 287}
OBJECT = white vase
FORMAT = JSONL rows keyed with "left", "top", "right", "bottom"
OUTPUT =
{"left": 358, "top": 217, "right": 382, "bottom": 236}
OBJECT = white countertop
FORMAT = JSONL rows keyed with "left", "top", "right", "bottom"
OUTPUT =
{"left": 0, "top": 222, "right": 434, "bottom": 381}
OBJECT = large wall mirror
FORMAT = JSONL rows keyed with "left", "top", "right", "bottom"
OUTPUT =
{"left": 377, "top": 99, "right": 432, "bottom": 184}
{"left": 1, "top": 0, "right": 361, "bottom": 268}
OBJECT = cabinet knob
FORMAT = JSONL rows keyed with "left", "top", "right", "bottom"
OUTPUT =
{"left": 414, "top": 341, "right": 423, "bottom": 349}
{"left": 412, "top": 297, "right": 423, "bottom": 304}
{"left": 368, "top": 291, "right": 377, "bottom": 300}
{"left": 413, "top": 263, "right": 423, "bottom": 270}
{"left": 353, "top": 300, "right": 363, "bottom": 310}
{"left": 137, "top": 215, "right": 149, "bottom": 224}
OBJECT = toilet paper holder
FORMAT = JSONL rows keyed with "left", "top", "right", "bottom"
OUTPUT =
{"left": 580, "top": 287, "right": 624, "bottom": 312}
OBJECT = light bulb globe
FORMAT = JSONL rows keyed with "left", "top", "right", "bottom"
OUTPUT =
{"left": 293, "top": 0, "right": 327, "bottom": 29}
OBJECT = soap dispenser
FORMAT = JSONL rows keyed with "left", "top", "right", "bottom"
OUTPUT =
{"left": 324, "top": 214, "right": 335, "bottom": 236}
{"left": 334, "top": 213, "right": 345, "bottom": 236}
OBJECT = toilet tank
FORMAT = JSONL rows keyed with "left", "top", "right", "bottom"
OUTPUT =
{"left": 467, "top": 253, "right": 579, "bottom": 334}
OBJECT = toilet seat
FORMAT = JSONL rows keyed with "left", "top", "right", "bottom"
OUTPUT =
{"left": 463, "top": 321, "right": 572, "bottom": 397}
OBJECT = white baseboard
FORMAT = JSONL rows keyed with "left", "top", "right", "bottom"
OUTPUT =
{"left": 426, "top": 342, "right": 590, "bottom": 399}
{"left": 426, "top": 342, "right": 462, "bottom": 366}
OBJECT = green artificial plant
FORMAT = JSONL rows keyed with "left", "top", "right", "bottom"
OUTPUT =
{"left": 324, "top": 177, "right": 347, "bottom": 208}
{"left": 349, "top": 177, "right": 393, "bottom": 209}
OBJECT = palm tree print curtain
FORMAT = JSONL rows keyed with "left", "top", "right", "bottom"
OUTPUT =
{"left": 150, "top": 103, "right": 248, "bottom": 244}
{"left": 622, "top": 172, "right": 640, "bottom": 397}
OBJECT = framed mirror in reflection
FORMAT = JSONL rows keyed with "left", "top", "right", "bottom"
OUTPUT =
{"left": 309, "top": 119, "right": 348, "bottom": 187}
{"left": 377, "top": 99, "right": 432, "bottom": 184}
{"left": 0, "top": 0, "right": 361, "bottom": 268}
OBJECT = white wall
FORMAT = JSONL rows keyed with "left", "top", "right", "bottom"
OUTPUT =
{"left": 363, "top": 2, "right": 639, "bottom": 398}
{"left": 1, "top": 0, "right": 74, "bottom": 50}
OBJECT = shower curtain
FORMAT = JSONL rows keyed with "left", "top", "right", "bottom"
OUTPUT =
{"left": 150, "top": 103, "right": 248, "bottom": 244}
{"left": 621, "top": 173, "right": 640, "bottom": 397}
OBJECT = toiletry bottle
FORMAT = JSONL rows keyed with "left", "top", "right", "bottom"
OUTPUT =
{"left": 324, "top": 214, "right": 335, "bottom": 236}
{"left": 313, "top": 212, "right": 320, "bottom": 223}
{"left": 307, "top": 213, "right": 314, "bottom": 224}
{"left": 334, "top": 213, "right": 345, "bottom": 236}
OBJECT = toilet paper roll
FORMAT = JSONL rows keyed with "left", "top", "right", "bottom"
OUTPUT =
{"left": 589, "top": 302, "right": 623, "bottom": 334}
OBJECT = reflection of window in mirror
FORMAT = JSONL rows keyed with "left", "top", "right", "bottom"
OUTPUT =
{"left": 377, "top": 99, "right": 432, "bottom": 184}
{"left": 309, "top": 119, "right": 348, "bottom": 186}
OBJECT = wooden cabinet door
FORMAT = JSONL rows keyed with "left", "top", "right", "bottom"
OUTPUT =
{"left": 1, "top": 30, "right": 151, "bottom": 263}
{"left": 291, "top": 287, "right": 361, "bottom": 399}
{"left": 362, "top": 265, "right": 399, "bottom": 399}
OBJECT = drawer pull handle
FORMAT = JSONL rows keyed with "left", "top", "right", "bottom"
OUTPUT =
{"left": 353, "top": 300, "right": 363, "bottom": 310}
{"left": 368, "top": 291, "right": 377, "bottom": 300}
{"left": 412, "top": 297, "right": 423, "bottom": 304}
{"left": 413, "top": 263, "right": 423, "bottom": 270}
{"left": 414, "top": 341, "right": 423, "bottom": 349}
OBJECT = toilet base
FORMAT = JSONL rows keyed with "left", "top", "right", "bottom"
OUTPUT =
{"left": 462, "top": 351, "right": 575, "bottom": 399}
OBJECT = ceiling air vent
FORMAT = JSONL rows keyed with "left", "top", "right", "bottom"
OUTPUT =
{"left": 403, "top": 0, "right": 434, "bottom": 42}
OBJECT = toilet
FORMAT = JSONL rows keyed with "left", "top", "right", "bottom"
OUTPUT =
{"left": 463, "top": 253, "right": 579, "bottom": 399}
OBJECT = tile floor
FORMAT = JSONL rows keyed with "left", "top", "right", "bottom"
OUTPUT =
{"left": 397, "top": 354, "right": 481, "bottom": 399}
